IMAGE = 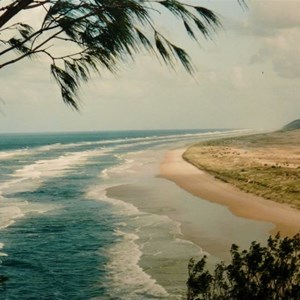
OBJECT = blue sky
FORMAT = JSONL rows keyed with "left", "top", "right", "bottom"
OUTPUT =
{"left": 0, "top": 0, "right": 299, "bottom": 133}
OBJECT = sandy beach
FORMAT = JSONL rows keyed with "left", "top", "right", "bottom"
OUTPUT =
{"left": 160, "top": 148, "right": 300, "bottom": 237}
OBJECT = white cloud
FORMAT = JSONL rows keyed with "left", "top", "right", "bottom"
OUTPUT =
{"left": 250, "top": 0, "right": 300, "bottom": 31}
{"left": 244, "top": 1, "right": 300, "bottom": 78}
{"left": 1, "top": 0, "right": 299, "bottom": 133}
{"left": 230, "top": 66, "right": 250, "bottom": 89}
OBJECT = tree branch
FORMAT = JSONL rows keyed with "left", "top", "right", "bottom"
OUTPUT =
{"left": 0, "top": 27, "right": 64, "bottom": 69}
{"left": 25, "top": 0, "right": 51, "bottom": 10}
{"left": 0, "top": 0, "right": 35, "bottom": 28}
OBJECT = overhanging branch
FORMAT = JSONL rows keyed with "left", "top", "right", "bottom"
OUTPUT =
{"left": 0, "top": 0, "right": 35, "bottom": 28}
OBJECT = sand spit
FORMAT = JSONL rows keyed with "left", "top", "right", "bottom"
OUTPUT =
{"left": 183, "top": 130, "right": 300, "bottom": 209}
{"left": 161, "top": 143, "right": 300, "bottom": 236}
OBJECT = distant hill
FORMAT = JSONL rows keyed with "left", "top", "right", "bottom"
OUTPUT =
{"left": 282, "top": 119, "right": 300, "bottom": 131}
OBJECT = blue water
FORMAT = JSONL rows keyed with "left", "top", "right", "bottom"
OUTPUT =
{"left": 0, "top": 129, "right": 251, "bottom": 299}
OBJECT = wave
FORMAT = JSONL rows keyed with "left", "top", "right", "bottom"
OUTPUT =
{"left": 0, "top": 196, "right": 58, "bottom": 228}
{"left": 87, "top": 185, "right": 140, "bottom": 216}
{"left": 104, "top": 229, "right": 170, "bottom": 299}
{"left": 100, "top": 157, "right": 141, "bottom": 180}
{"left": 0, "top": 141, "right": 105, "bottom": 161}
{"left": 0, "top": 149, "right": 31, "bottom": 160}
{"left": 97, "top": 130, "right": 239, "bottom": 180}
{"left": 0, "top": 205, "right": 24, "bottom": 230}
{"left": 0, "top": 148, "right": 106, "bottom": 239}
{"left": 87, "top": 186, "right": 179, "bottom": 299}
{"left": 0, "top": 149, "right": 105, "bottom": 200}
{"left": 0, "top": 242, "right": 7, "bottom": 258}
{"left": 0, "top": 129, "right": 252, "bottom": 161}
{"left": 87, "top": 184, "right": 203, "bottom": 299}
{"left": 99, "top": 149, "right": 159, "bottom": 181}
{"left": 0, "top": 198, "right": 58, "bottom": 260}
{"left": 13, "top": 148, "right": 105, "bottom": 181}
{"left": 98, "top": 129, "right": 257, "bottom": 153}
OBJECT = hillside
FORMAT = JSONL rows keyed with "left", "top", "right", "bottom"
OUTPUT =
{"left": 282, "top": 119, "right": 300, "bottom": 131}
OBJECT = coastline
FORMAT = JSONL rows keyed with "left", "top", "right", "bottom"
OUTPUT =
{"left": 104, "top": 141, "right": 274, "bottom": 293}
{"left": 183, "top": 130, "right": 300, "bottom": 209}
{"left": 160, "top": 148, "right": 300, "bottom": 237}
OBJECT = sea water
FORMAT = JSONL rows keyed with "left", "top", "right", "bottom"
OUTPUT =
{"left": 0, "top": 129, "right": 271, "bottom": 299}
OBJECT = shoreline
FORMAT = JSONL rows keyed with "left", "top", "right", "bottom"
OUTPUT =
{"left": 160, "top": 148, "right": 300, "bottom": 237}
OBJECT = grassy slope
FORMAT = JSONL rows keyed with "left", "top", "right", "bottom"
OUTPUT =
{"left": 183, "top": 130, "right": 300, "bottom": 209}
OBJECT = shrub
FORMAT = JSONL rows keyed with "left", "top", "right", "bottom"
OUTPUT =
{"left": 187, "top": 233, "right": 300, "bottom": 300}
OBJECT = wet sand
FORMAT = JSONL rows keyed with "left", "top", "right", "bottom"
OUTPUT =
{"left": 160, "top": 148, "right": 300, "bottom": 237}
{"left": 106, "top": 148, "right": 273, "bottom": 266}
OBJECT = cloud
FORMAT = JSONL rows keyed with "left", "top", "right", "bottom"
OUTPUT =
{"left": 250, "top": 1, "right": 300, "bottom": 31}
{"left": 230, "top": 66, "right": 249, "bottom": 89}
{"left": 245, "top": 1, "right": 300, "bottom": 78}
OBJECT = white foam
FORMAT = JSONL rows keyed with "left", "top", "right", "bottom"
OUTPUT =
{"left": 174, "top": 238, "right": 196, "bottom": 246}
{"left": 0, "top": 147, "right": 106, "bottom": 253}
{"left": 0, "top": 137, "right": 117, "bottom": 161}
{"left": 13, "top": 149, "right": 105, "bottom": 179}
{"left": 37, "top": 143, "right": 62, "bottom": 151}
{"left": 100, "top": 150, "right": 157, "bottom": 182}
{"left": 100, "top": 158, "right": 140, "bottom": 180}
{"left": 0, "top": 242, "right": 7, "bottom": 257}
{"left": 134, "top": 213, "right": 183, "bottom": 235}
{"left": 0, "top": 149, "right": 30, "bottom": 160}
{"left": 0, "top": 130, "right": 253, "bottom": 162}
{"left": 0, "top": 198, "right": 56, "bottom": 229}
{"left": 23, "top": 135, "right": 162, "bottom": 154}
{"left": 105, "top": 229, "right": 170, "bottom": 299}
{"left": 0, "top": 205, "right": 24, "bottom": 229}
{"left": 0, "top": 240, "right": 6, "bottom": 259}
{"left": 100, "top": 168, "right": 109, "bottom": 179}
{"left": 0, "top": 149, "right": 107, "bottom": 197}
{"left": 87, "top": 185, "right": 140, "bottom": 216}
{"left": 105, "top": 130, "right": 255, "bottom": 149}
{"left": 87, "top": 184, "right": 204, "bottom": 298}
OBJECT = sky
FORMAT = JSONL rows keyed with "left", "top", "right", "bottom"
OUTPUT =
{"left": 0, "top": 0, "right": 299, "bottom": 133}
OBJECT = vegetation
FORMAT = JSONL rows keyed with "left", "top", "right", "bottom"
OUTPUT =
{"left": 282, "top": 119, "right": 300, "bottom": 131}
{"left": 187, "top": 233, "right": 300, "bottom": 300}
{"left": 0, "top": 0, "right": 245, "bottom": 109}
{"left": 183, "top": 130, "right": 300, "bottom": 208}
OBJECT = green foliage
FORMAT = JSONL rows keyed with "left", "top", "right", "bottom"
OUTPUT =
{"left": 282, "top": 119, "right": 300, "bottom": 131}
{"left": 187, "top": 233, "right": 300, "bottom": 300}
{"left": 0, "top": 0, "right": 245, "bottom": 109}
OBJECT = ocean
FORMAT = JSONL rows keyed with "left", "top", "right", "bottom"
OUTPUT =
{"left": 0, "top": 130, "right": 272, "bottom": 299}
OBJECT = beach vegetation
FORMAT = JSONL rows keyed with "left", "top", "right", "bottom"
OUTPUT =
{"left": 187, "top": 233, "right": 300, "bottom": 300}
{"left": 282, "top": 119, "right": 300, "bottom": 131}
{"left": 183, "top": 130, "right": 300, "bottom": 208}
{"left": 0, "top": 0, "right": 245, "bottom": 109}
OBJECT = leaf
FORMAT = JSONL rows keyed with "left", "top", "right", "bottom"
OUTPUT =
{"left": 160, "top": 0, "right": 188, "bottom": 17}
{"left": 183, "top": 20, "right": 196, "bottom": 40}
{"left": 193, "top": 18, "right": 209, "bottom": 38}
{"left": 17, "top": 23, "right": 34, "bottom": 39}
{"left": 194, "top": 6, "right": 221, "bottom": 28}
{"left": 155, "top": 33, "right": 171, "bottom": 65}
{"left": 8, "top": 37, "right": 31, "bottom": 54}
{"left": 135, "top": 28, "right": 154, "bottom": 52}
{"left": 171, "top": 44, "right": 193, "bottom": 74}
{"left": 51, "top": 64, "right": 79, "bottom": 109}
